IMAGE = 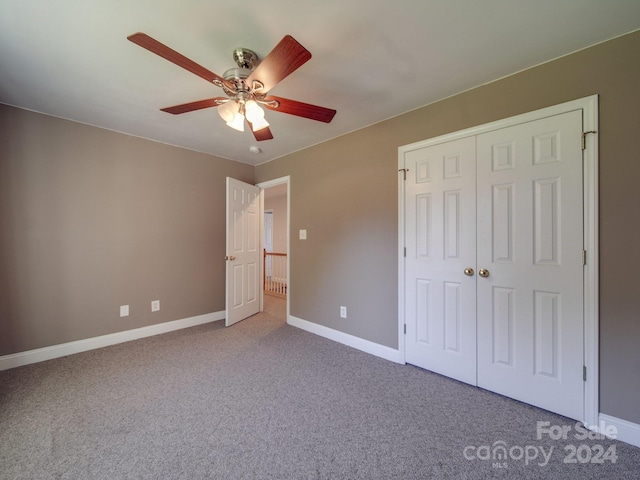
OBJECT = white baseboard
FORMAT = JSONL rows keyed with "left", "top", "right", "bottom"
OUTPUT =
{"left": 0, "top": 310, "right": 225, "bottom": 371}
{"left": 599, "top": 413, "right": 640, "bottom": 448}
{"left": 288, "top": 315, "right": 403, "bottom": 364}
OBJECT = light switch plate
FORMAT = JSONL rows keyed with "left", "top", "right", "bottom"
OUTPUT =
{"left": 151, "top": 300, "right": 160, "bottom": 312}
{"left": 299, "top": 229, "right": 307, "bottom": 240}
{"left": 120, "top": 305, "right": 129, "bottom": 317}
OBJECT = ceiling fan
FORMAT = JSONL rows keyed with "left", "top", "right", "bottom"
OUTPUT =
{"left": 127, "top": 33, "right": 337, "bottom": 141}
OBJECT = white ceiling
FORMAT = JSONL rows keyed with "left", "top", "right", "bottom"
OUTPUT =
{"left": 1, "top": 1, "right": 639, "bottom": 166}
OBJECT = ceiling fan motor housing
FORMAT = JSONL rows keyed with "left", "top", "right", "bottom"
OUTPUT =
{"left": 222, "top": 48, "right": 262, "bottom": 96}
{"left": 222, "top": 67, "right": 252, "bottom": 94}
{"left": 232, "top": 48, "right": 259, "bottom": 70}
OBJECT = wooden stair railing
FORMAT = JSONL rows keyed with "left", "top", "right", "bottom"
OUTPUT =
{"left": 264, "top": 249, "right": 287, "bottom": 297}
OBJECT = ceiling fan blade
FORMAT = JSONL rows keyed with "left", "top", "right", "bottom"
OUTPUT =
{"left": 127, "top": 33, "right": 232, "bottom": 88}
{"left": 160, "top": 97, "right": 228, "bottom": 115}
{"left": 263, "top": 96, "right": 336, "bottom": 123}
{"left": 246, "top": 35, "right": 311, "bottom": 93}
{"left": 248, "top": 122, "right": 274, "bottom": 141}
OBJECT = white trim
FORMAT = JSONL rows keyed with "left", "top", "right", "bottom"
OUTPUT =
{"left": 398, "top": 95, "right": 599, "bottom": 426}
{"left": 256, "top": 176, "right": 291, "bottom": 190}
{"left": 581, "top": 96, "right": 599, "bottom": 428}
{"left": 397, "top": 157, "right": 407, "bottom": 361}
{"left": 0, "top": 311, "right": 224, "bottom": 371}
{"left": 257, "top": 176, "right": 291, "bottom": 323}
{"left": 398, "top": 96, "right": 598, "bottom": 153}
{"left": 599, "top": 414, "right": 640, "bottom": 449}
{"left": 288, "top": 315, "right": 403, "bottom": 364}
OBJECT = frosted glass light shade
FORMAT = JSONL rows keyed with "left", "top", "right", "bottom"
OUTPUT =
{"left": 218, "top": 101, "right": 238, "bottom": 123}
{"left": 249, "top": 115, "right": 269, "bottom": 131}
{"left": 227, "top": 113, "right": 245, "bottom": 131}
{"left": 244, "top": 100, "right": 262, "bottom": 121}
{"left": 244, "top": 100, "right": 269, "bottom": 131}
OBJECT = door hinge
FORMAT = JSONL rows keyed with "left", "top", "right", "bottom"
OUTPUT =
{"left": 583, "top": 250, "right": 587, "bottom": 266}
{"left": 398, "top": 168, "right": 409, "bottom": 181}
{"left": 404, "top": 324, "right": 407, "bottom": 335}
{"left": 581, "top": 130, "right": 597, "bottom": 150}
{"left": 404, "top": 247, "right": 407, "bottom": 257}
{"left": 583, "top": 365, "right": 587, "bottom": 382}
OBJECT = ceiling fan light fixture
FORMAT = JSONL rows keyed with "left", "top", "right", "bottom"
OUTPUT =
{"left": 218, "top": 100, "right": 238, "bottom": 123}
{"left": 244, "top": 100, "right": 263, "bottom": 120}
{"left": 226, "top": 112, "right": 245, "bottom": 132}
{"left": 244, "top": 99, "right": 269, "bottom": 131}
{"left": 249, "top": 116, "right": 270, "bottom": 131}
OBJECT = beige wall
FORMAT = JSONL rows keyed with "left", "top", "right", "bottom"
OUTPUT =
{"left": 256, "top": 31, "right": 640, "bottom": 424}
{"left": 0, "top": 104, "right": 253, "bottom": 354}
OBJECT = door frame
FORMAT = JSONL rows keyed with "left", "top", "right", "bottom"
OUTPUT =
{"left": 257, "top": 176, "right": 291, "bottom": 321}
{"left": 398, "top": 95, "right": 599, "bottom": 426}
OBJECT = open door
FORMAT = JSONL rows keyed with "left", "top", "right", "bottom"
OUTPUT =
{"left": 225, "top": 177, "right": 260, "bottom": 326}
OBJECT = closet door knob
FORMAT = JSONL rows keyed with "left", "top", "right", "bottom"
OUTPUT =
{"left": 478, "top": 268, "right": 490, "bottom": 278}
{"left": 464, "top": 268, "right": 475, "bottom": 276}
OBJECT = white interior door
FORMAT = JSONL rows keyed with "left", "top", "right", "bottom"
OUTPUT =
{"left": 404, "top": 136, "right": 478, "bottom": 385}
{"left": 226, "top": 177, "right": 260, "bottom": 327}
{"left": 476, "top": 111, "right": 584, "bottom": 420}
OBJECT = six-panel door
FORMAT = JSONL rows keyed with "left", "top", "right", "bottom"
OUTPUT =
{"left": 403, "top": 110, "right": 584, "bottom": 421}
{"left": 226, "top": 177, "right": 260, "bottom": 327}
{"left": 404, "top": 137, "right": 477, "bottom": 385}
{"left": 476, "top": 111, "right": 584, "bottom": 421}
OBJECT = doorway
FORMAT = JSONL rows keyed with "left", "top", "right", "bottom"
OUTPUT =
{"left": 258, "top": 177, "right": 290, "bottom": 322}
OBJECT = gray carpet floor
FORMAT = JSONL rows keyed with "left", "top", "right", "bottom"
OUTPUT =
{"left": 1, "top": 296, "right": 639, "bottom": 479}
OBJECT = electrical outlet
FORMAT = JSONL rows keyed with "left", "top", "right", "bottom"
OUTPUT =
{"left": 151, "top": 300, "right": 160, "bottom": 312}
{"left": 120, "top": 305, "right": 129, "bottom": 317}
{"left": 340, "top": 306, "right": 347, "bottom": 318}
{"left": 299, "top": 229, "right": 307, "bottom": 240}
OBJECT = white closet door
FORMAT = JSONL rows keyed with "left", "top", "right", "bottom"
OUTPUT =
{"left": 404, "top": 137, "right": 478, "bottom": 385}
{"left": 476, "top": 110, "right": 584, "bottom": 420}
